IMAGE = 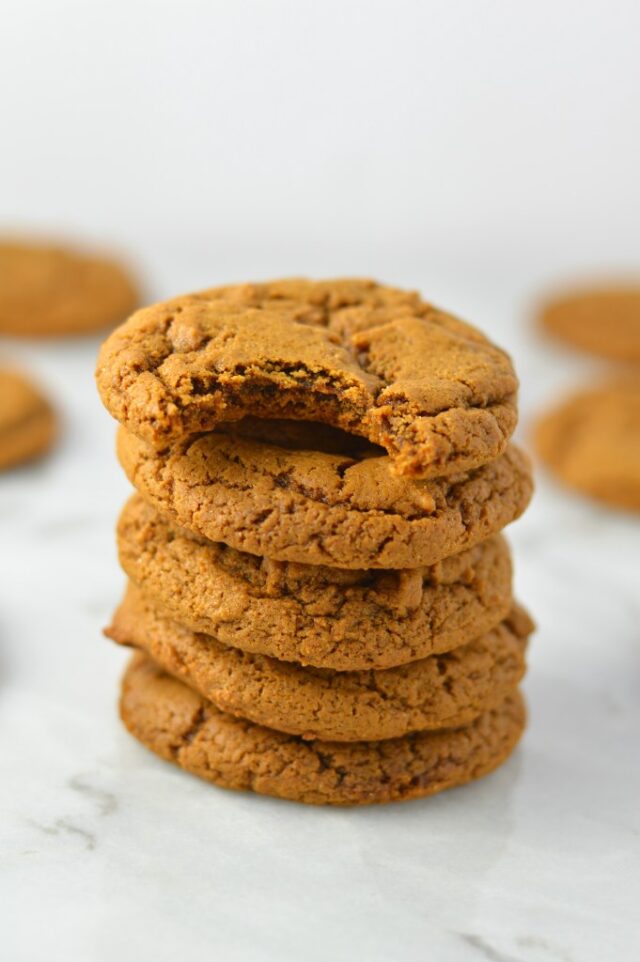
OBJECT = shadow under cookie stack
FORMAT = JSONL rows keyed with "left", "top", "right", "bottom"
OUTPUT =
{"left": 96, "top": 279, "right": 534, "bottom": 806}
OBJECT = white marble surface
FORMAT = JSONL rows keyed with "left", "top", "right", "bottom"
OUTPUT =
{"left": 1, "top": 254, "right": 639, "bottom": 962}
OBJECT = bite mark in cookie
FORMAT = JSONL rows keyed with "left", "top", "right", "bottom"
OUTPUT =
{"left": 97, "top": 278, "right": 518, "bottom": 477}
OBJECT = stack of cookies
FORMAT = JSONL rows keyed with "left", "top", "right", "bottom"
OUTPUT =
{"left": 96, "top": 279, "right": 534, "bottom": 806}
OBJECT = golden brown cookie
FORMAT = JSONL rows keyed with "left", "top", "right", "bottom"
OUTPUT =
{"left": 120, "top": 653, "right": 526, "bottom": 805}
{"left": 0, "top": 239, "right": 139, "bottom": 337}
{"left": 539, "top": 285, "right": 640, "bottom": 361}
{"left": 534, "top": 379, "right": 640, "bottom": 512}
{"left": 0, "top": 367, "right": 57, "bottom": 469}
{"left": 96, "top": 278, "right": 518, "bottom": 478}
{"left": 107, "top": 584, "right": 531, "bottom": 741}
{"left": 117, "top": 424, "right": 533, "bottom": 570}
{"left": 117, "top": 494, "right": 513, "bottom": 669}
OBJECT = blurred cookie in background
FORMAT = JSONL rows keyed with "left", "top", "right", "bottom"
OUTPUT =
{"left": 0, "top": 366, "right": 58, "bottom": 470}
{"left": 538, "top": 284, "right": 640, "bottom": 362}
{"left": 0, "top": 238, "right": 139, "bottom": 337}
{"left": 534, "top": 378, "right": 640, "bottom": 512}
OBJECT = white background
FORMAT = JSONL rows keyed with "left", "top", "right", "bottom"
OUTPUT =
{"left": 1, "top": 3, "right": 639, "bottom": 962}
{"left": 2, "top": 0, "right": 640, "bottom": 286}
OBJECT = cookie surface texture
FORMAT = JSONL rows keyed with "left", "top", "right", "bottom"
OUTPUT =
{"left": 116, "top": 495, "right": 514, "bottom": 669}
{"left": 107, "top": 584, "right": 531, "bottom": 741}
{"left": 116, "top": 426, "right": 533, "bottom": 569}
{"left": 97, "top": 278, "right": 518, "bottom": 477}
{"left": 120, "top": 653, "right": 526, "bottom": 806}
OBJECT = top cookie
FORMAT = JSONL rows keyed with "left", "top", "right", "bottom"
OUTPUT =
{"left": 96, "top": 279, "right": 518, "bottom": 478}
{"left": 539, "top": 284, "right": 640, "bottom": 362}
{"left": 0, "top": 239, "right": 139, "bottom": 337}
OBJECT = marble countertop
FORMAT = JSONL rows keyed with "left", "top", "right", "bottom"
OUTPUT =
{"left": 1, "top": 259, "right": 639, "bottom": 962}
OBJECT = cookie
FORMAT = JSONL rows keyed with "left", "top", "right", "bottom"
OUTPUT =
{"left": 0, "top": 367, "right": 57, "bottom": 469}
{"left": 96, "top": 278, "right": 518, "bottom": 478}
{"left": 120, "top": 653, "right": 526, "bottom": 805}
{"left": 534, "top": 379, "right": 640, "bottom": 511}
{"left": 107, "top": 584, "right": 531, "bottom": 742}
{"left": 539, "top": 284, "right": 640, "bottom": 361}
{"left": 117, "top": 494, "right": 513, "bottom": 669}
{"left": 0, "top": 239, "right": 139, "bottom": 337}
{"left": 116, "top": 423, "right": 533, "bottom": 569}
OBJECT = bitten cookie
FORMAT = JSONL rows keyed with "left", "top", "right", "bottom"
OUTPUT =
{"left": 117, "top": 495, "right": 513, "bottom": 669}
{"left": 96, "top": 278, "right": 518, "bottom": 478}
{"left": 120, "top": 653, "right": 526, "bottom": 806}
{"left": 0, "top": 367, "right": 57, "bottom": 469}
{"left": 107, "top": 585, "right": 531, "bottom": 741}
{"left": 534, "top": 379, "right": 640, "bottom": 512}
{"left": 117, "top": 424, "right": 533, "bottom": 569}
{"left": 539, "top": 284, "right": 640, "bottom": 361}
{"left": 0, "top": 239, "right": 139, "bottom": 337}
